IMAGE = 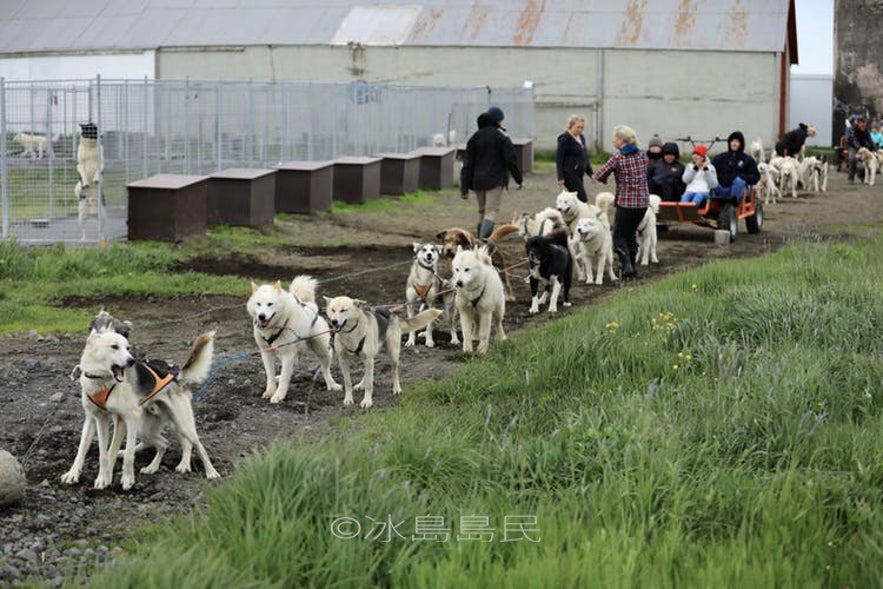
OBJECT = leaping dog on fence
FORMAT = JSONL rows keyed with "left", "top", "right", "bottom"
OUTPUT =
{"left": 75, "top": 122, "right": 106, "bottom": 241}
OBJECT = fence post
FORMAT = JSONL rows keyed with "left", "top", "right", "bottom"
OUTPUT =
{"left": 96, "top": 74, "right": 105, "bottom": 243}
{"left": 46, "top": 88, "right": 55, "bottom": 220}
{"left": 184, "top": 77, "right": 191, "bottom": 175}
{"left": 215, "top": 85, "right": 222, "bottom": 172}
{"left": 1, "top": 78, "right": 8, "bottom": 240}
{"left": 142, "top": 77, "right": 148, "bottom": 178}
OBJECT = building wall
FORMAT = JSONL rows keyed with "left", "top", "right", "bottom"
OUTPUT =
{"left": 833, "top": 0, "right": 883, "bottom": 137}
{"left": 158, "top": 45, "right": 782, "bottom": 153}
{"left": 0, "top": 52, "right": 155, "bottom": 81}
{"left": 789, "top": 74, "right": 834, "bottom": 147}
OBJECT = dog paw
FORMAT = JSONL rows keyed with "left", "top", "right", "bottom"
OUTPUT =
{"left": 141, "top": 465, "right": 160, "bottom": 475}
{"left": 60, "top": 471, "right": 79, "bottom": 485}
{"left": 205, "top": 468, "right": 221, "bottom": 480}
{"left": 450, "top": 336, "right": 461, "bottom": 345}
{"left": 175, "top": 462, "right": 192, "bottom": 474}
{"left": 93, "top": 475, "right": 111, "bottom": 490}
{"left": 327, "top": 382, "right": 343, "bottom": 392}
{"left": 563, "top": 301, "right": 572, "bottom": 307}
{"left": 548, "top": 307, "right": 557, "bottom": 314}
{"left": 404, "top": 339, "right": 415, "bottom": 347}
{"left": 528, "top": 306, "right": 539, "bottom": 315}
{"left": 360, "top": 398, "right": 373, "bottom": 409}
{"left": 269, "top": 392, "right": 287, "bottom": 404}
{"left": 425, "top": 340, "right": 435, "bottom": 348}
{"left": 354, "top": 380, "right": 365, "bottom": 391}
{"left": 121, "top": 476, "right": 135, "bottom": 491}
{"left": 343, "top": 395, "right": 354, "bottom": 406}
{"left": 261, "top": 389, "right": 275, "bottom": 400}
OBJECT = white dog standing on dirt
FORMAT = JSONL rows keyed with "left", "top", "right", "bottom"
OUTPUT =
{"left": 247, "top": 276, "right": 341, "bottom": 404}
{"left": 323, "top": 296, "right": 441, "bottom": 408}
{"left": 572, "top": 216, "right": 616, "bottom": 285}
{"left": 636, "top": 194, "right": 662, "bottom": 266}
{"left": 75, "top": 122, "right": 105, "bottom": 241}
{"left": 62, "top": 317, "right": 220, "bottom": 490}
{"left": 405, "top": 242, "right": 459, "bottom": 348}
{"left": 450, "top": 245, "right": 506, "bottom": 355}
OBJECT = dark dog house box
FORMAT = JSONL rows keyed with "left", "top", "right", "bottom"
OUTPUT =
{"left": 127, "top": 174, "right": 208, "bottom": 242}
{"left": 332, "top": 156, "right": 382, "bottom": 204}
{"left": 207, "top": 168, "right": 276, "bottom": 227}
{"left": 375, "top": 152, "right": 421, "bottom": 196}
{"left": 275, "top": 160, "right": 334, "bottom": 213}
{"left": 511, "top": 137, "right": 534, "bottom": 174}
{"left": 412, "top": 146, "right": 456, "bottom": 190}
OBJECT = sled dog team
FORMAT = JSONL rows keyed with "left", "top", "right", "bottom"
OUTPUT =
{"left": 61, "top": 186, "right": 656, "bottom": 489}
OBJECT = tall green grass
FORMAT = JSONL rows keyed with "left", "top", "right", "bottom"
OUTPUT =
{"left": 79, "top": 232, "right": 883, "bottom": 588}
{"left": 0, "top": 239, "right": 245, "bottom": 333}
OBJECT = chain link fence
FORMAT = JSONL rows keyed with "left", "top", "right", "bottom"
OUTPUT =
{"left": 1, "top": 77, "right": 534, "bottom": 244}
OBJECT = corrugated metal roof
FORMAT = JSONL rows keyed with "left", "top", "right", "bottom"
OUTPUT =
{"left": 0, "top": 0, "right": 792, "bottom": 55}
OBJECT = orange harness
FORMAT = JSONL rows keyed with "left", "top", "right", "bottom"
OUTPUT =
{"left": 85, "top": 363, "right": 176, "bottom": 410}
{"left": 410, "top": 279, "right": 433, "bottom": 299}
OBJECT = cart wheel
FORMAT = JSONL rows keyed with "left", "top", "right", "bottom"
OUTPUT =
{"left": 718, "top": 204, "right": 737, "bottom": 242}
{"left": 746, "top": 201, "right": 763, "bottom": 234}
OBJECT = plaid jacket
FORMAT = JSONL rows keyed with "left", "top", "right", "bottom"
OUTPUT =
{"left": 593, "top": 148, "right": 650, "bottom": 208}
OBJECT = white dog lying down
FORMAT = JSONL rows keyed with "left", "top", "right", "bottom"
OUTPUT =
{"left": 62, "top": 313, "right": 220, "bottom": 490}
{"left": 324, "top": 296, "right": 441, "bottom": 408}
{"left": 247, "top": 276, "right": 341, "bottom": 404}
{"left": 450, "top": 245, "right": 506, "bottom": 355}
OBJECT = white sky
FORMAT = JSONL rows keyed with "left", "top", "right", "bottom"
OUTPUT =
{"left": 791, "top": 0, "right": 834, "bottom": 75}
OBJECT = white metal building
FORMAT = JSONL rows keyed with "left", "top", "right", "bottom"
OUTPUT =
{"left": 0, "top": 0, "right": 798, "bottom": 152}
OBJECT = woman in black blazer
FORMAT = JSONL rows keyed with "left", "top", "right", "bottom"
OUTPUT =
{"left": 556, "top": 115, "right": 593, "bottom": 203}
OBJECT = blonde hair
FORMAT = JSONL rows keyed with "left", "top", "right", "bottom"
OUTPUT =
{"left": 567, "top": 114, "right": 586, "bottom": 131}
{"left": 612, "top": 124, "right": 638, "bottom": 146}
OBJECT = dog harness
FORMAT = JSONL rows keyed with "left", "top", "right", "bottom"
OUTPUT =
{"left": 410, "top": 260, "right": 438, "bottom": 300}
{"left": 469, "top": 285, "right": 487, "bottom": 308}
{"left": 82, "top": 358, "right": 177, "bottom": 410}
{"left": 135, "top": 359, "right": 178, "bottom": 407}
{"left": 522, "top": 217, "right": 551, "bottom": 238}
{"left": 342, "top": 307, "right": 391, "bottom": 355}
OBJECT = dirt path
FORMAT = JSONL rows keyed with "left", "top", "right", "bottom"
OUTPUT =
{"left": 0, "top": 163, "right": 881, "bottom": 586}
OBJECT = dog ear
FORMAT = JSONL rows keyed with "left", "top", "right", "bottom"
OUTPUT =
{"left": 353, "top": 299, "right": 367, "bottom": 308}
{"left": 455, "top": 245, "right": 463, "bottom": 254}
{"left": 70, "top": 364, "right": 82, "bottom": 381}
{"left": 432, "top": 244, "right": 442, "bottom": 254}
{"left": 435, "top": 230, "right": 447, "bottom": 241}
{"left": 273, "top": 280, "right": 283, "bottom": 292}
{"left": 413, "top": 242, "right": 421, "bottom": 252}
{"left": 322, "top": 296, "right": 333, "bottom": 307}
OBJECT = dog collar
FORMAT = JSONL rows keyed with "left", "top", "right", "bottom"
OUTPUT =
{"left": 417, "top": 260, "right": 435, "bottom": 272}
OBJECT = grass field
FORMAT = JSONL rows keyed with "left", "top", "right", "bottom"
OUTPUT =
{"left": 58, "top": 231, "right": 883, "bottom": 588}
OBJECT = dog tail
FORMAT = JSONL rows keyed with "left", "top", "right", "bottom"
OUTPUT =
{"left": 180, "top": 331, "right": 215, "bottom": 385}
{"left": 290, "top": 275, "right": 318, "bottom": 304}
{"left": 399, "top": 309, "right": 443, "bottom": 333}
{"left": 489, "top": 223, "right": 520, "bottom": 244}
{"left": 595, "top": 191, "right": 615, "bottom": 211}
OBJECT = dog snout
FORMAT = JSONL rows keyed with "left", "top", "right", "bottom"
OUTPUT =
{"left": 126, "top": 355, "right": 136, "bottom": 367}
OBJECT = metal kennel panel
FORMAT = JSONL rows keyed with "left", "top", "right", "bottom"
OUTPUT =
{"left": 1, "top": 77, "right": 534, "bottom": 245}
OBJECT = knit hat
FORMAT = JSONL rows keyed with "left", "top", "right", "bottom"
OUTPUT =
{"left": 648, "top": 134, "right": 663, "bottom": 149}
{"left": 487, "top": 106, "right": 505, "bottom": 123}
{"left": 692, "top": 144, "right": 708, "bottom": 158}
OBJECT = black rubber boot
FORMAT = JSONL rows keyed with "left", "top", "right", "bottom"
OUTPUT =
{"left": 616, "top": 248, "right": 636, "bottom": 279}
{"left": 478, "top": 219, "right": 495, "bottom": 239}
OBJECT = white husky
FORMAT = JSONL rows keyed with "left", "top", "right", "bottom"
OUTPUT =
{"left": 75, "top": 123, "right": 105, "bottom": 241}
{"left": 247, "top": 276, "right": 341, "bottom": 404}
{"left": 324, "top": 296, "right": 441, "bottom": 408}
{"left": 450, "top": 245, "right": 506, "bottom": 355}
{"left": 13, "top": 132, "right": 59, "bottom": 159}
{"left": 636, "top": 194, "right": 661, "bottom": 266}
{"left": 62, "top": 316, "right": 219, "bottom": 490}
{"left": 404, "top": 242, "right": 459, "bottom": 348}
{"left": 572, "top": 216, "right": 616, "bottom": 285}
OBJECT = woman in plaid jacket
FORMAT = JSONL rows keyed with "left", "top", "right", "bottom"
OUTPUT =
{"left": 592, "top": 125, "right": 649, "bottom": 279}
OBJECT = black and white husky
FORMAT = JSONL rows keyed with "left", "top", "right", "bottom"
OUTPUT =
{"left": 526, "top": 229, "right": 573, "bottom": 314}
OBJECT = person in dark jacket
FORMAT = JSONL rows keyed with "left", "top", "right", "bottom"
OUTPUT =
{"left": 647, "top": 141, "right": 686, "bottom": 202}
{"left": 556, "top": 114, "right": 593, "bottom": 203}
{"left": 710, "top": 131, "right": 760, "bottom": 200}
{"left": 846, "top": 116, "right": 876, "bottom": 183}
{"left": 646, "top": 134, "right": 664, "bottom": 164}
{"left": 460, "top": 106, "right": 523, "bottom": 238}
{"left": 774, "top": 122, "right": 817, "bottom": 157}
